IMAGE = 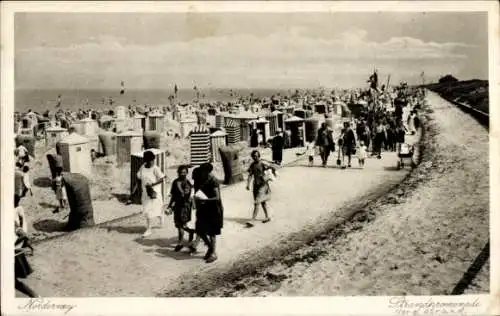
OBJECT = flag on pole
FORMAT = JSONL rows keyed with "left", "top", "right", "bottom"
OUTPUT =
{"left": 120, "top": 81, "right": 125, "bottom": 95}
{"left": 174, "top": 84, "right": 178, "bottom": 96}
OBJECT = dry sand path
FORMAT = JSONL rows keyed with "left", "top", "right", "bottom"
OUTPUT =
{"left": 23, "top": 132, "right": 419, "bottom": 297}
{"left": 24, "top": 146, "right": 311, "bottom": 242}
{"left": 208, "top": 91, "right": 489, "bottom": 297}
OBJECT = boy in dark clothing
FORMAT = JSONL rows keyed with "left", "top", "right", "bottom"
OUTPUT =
{"left": 386, "top": 122, "right": 396, "bottom": 152}
{"left": 341, "top": 122, "right": 356, "bottom": 168}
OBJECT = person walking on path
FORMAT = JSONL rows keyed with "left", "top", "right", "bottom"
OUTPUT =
{"left": 407, "top": 111, "right": 416, "bottom": 135}
{"left": 52, "top": 167, "right": 67, "bottom": 214}
{"left": 166, "top": 165, "right": 195, "bottom": 252}
{"left": 373, "top": 120, "right": 387, "bottom": 159}
{"left": 395, "top": 119, "right": 408, "bottom": 154}
{"left": 315, "top": 123, "right": 335, "bottom": 167}
{"left": 358, "top": 141, "right": 368, "bottom": 168}
{"left": 136, "top": 150, "right": 166, "bottom": 238}
{"left": 306, "top": 141, "right": 315, "bottom": 166}
{"left": 356, "top": 119, "right": 370, "bottom": 150}
{"left": 385, "top": 120, "right": 396, "bottom": 152}
{"left": 192, "top": 163, "right": 223, "bottom": 263}
{"left": 340, "top": 121, "right": 357, "bottom": 168}
{"left": 271, "top": 129, "right": 285, "bottom": 165}
{"left": 413, "top": 110, "right": 421, "bottom": 131}
{"left": 394, "top": 99, "right": 404, "bottom": 123}
{"left": 246, "top": 150, "right": 277, "bottom": 228}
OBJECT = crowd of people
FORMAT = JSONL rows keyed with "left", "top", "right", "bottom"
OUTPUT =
{"left": 309, "top": 87, "right": 424, "bottom": 169}
{"left": 134, "top": 147, "right": 278, "bottom": 263}
{"left": 12, "top": 78, "right": 425, "bottom": 296}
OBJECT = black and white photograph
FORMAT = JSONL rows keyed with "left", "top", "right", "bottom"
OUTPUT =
{"left": 1, "top": 1, "right": 499, "bottom": 315}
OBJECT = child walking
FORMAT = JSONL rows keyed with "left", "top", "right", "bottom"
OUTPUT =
{"left": 306, "top": 142, "right": 315, "bottom": 166}
{"left": 52, "top": 167, "right": 67, "bottom": 214}
{"left": 358, "top": 141, "right": 368, "bottom": 168}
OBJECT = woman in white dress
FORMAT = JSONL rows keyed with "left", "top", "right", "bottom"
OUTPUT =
{"left": 137, "top": 150, "right": 166, "bottom": 237}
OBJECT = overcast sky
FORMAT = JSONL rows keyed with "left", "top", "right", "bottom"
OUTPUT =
{"left": 15, "top": 12, "right": 488, "bottom": 90}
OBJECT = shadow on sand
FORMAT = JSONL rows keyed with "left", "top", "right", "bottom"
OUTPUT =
{"left": 111, "top": 193, "right": 133, "bottom": 205}
{"left": 105, "top": 225, "right": 145, "bottom": 234}
{"left": 286, "top": 164, "right": 365, "bottom": 170}
{"left": 155, "top": 248, "right": 204, "bottom": 261}
{"left": 383, "top": 166, "right": 403, "bottom": 171}
{"left": 134, "top": 236, "right": 203, "bottom": 260}
{"left": 33, "top": 177, "right": 53, "bottom": 188}
{"left": 33, "top": 219, "right": 67, "bottom": 233}
{"left": 224, "top": 217, "right": 251, "bottom": 226}
{"left": 39, "top": 202, "right": 59, "bottom": 209}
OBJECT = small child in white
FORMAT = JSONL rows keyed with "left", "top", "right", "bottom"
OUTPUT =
{"left": 306, "top": 142, "right": 315, "bottom": 166}
{"left": 52, "top": 167, "right": 67, "bottom": 213}
{"left": 22, "top": 165, "right": 33, "bottom": 197}
{"left": 358, "top": 141, "right": 368, "bottom": 168}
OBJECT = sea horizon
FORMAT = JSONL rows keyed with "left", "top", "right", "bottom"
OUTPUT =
{"left": 15, "top": 87, "right": 323, "bottom": 113}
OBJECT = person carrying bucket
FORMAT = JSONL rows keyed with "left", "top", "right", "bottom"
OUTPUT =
{"left": 315, "top": 123, "right": 334, "bottom": 167}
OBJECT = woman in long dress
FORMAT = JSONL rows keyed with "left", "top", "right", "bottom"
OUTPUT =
{"left": 271, "top": 129, "right": 284, "bottom": 165}
{"left": 193, "top": 163, "right": 223, "bottom": 263}
{"left": 246, "top": 150, "right": 277, "bottom": 228}
{"left": 137, "top": 150, "right": 166, "bottom": 238}
{"left": 166, "top": 165, "right": 195, "bottom": 252}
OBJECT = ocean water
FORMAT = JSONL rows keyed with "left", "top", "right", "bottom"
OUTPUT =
{"left": 15, "top": 88, "right": 294, "bottom": 113}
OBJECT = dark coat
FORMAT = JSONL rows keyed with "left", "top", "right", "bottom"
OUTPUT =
{"left": 271, "top": 135, "right": 284, "bottom": 161}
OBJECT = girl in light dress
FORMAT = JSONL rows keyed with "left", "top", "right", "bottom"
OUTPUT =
{"left": 306, "top": 142, "right": 315, "bottom": 166}
{"left": 407, "top": 111, "right": 416, "bottom": 135}
{"left": 52, "top": 167, "right": 67, "bottom": 213}
{"left": 358, "top": 140, "right": 368, "bottom": 168}
{"left": 246, "top": 150, "right": 277, "bottom": 227}
{"left": 137, "top": 150, "right": 166, "bottom": 238}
